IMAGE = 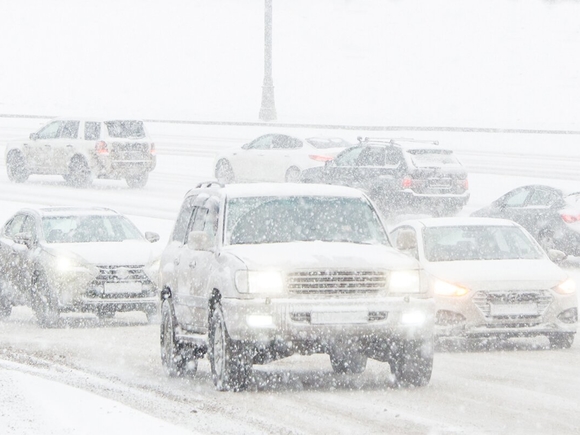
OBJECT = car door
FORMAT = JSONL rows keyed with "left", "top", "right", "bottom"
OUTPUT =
{"left": 26, "top": 120, "right": 63, "bottom": 170}
{"left": 321, "top": 146, "right": 364, "bottom": 187}
{"left": 488, "top": 187, "right": 535, "bottom": 230}
{"left": 230, "top": 134, "right": 274, "bottom": 181}
{"left": 52, "top": 120, "right": 81, "bottom": 173}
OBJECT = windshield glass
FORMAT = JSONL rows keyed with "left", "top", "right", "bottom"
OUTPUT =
{"left": 305, "top": 137, "right": 352, "bottom": 149}
{"left": 105, "top": 120, "right": 146, "bottom": 139}
{"left": 225, "top": 196, "right": 388, "bottom": 245}
{"left": 42, "top": 215, "right": 143, "bottom": 243}
{"left": 407, "top": 149, "right": 460, "bottom": 167}
{"left": 423, "top": 225, "right": 544, "bottom": 262}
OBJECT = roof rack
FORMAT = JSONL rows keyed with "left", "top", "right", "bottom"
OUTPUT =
{"left": 195, "top": 181, "right": 225, "bottom": 189}
{"left": 357, "top": 136, "right": 439, "bottom": 146}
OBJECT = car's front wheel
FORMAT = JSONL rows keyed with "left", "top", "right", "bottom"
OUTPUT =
{"left": 67, "top": 156, "right": 92, "bottom": 187}
{"left": 160, "top": 300, "right": 197, "bottom": 377}
{"left": 6, "top": 151, "right": 30, "bottom": 183}
{"left": 31, "top": 272, "right": 60, "bottom": 328}
{"left": 548, "top": 333, "right": 574, "bottom": 349}
{"left": 390, "top": 338, "right": 434, "bottom": 388}
{"left": 209, "top": 303, "right": 251, "bottom": 391}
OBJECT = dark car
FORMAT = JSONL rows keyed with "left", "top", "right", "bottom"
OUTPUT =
{"left": 300, "top": 137, "right": 470, "bottom": 216}
{"left": 471, "top": 184, "right": 580, "bottom": 256}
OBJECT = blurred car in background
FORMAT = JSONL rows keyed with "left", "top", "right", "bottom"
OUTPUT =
{"left": 300, "top": 137, "right": 470, "bottom": 217}
{"left": 214, "top": 134, "right": 351, "bottom": 183}
{"left": 0, "top": 206, "right": 160, "bottom": 326}
{"left": 471, "top": 184, "right": 580, "bottom": 256}
{"left": 389, "top": 217, "right": 577, "bottom": 349}
{"left": 5, "top": 118, "right": 156, "bottom": 188}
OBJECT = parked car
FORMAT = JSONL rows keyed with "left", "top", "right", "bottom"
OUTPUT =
{"left": 471, "top": 184, "right": 580, "bottom": 256}
{"left": 158, "top": 181, "right": 435, "bottom": 391}
{"left": 389, "top": 217, "right": 577, "bottom": 348}
{"left": 5, "top": 118, "right": 156, "bottom": 188}
{"left": 300, "top": 137, "right": 470, "bottom": 216}
{"left": 214, "top": 134, "right": 351, "bottom": 183}
{"left": 0, "top": 206, "right": 160, "bottom": 326}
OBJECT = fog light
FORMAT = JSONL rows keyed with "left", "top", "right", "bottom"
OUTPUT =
{"left": 246, "top": 314, "right": 274, "bottom": 328}
{"left": 557, "top": 308, "right": 578, "bottom": 324}
{"left": 402, "top": 311, "right": 426, "bottom": 325}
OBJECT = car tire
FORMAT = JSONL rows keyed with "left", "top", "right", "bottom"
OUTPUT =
{"left": 6, "top": 151, "right": 30, "bottom": 183}
{"left": 329, "top": 348, "right": 367, "bottom": 374}
{"left": 285, "top": 167, "right": 301, "bottom": 183}
{"left": 537, "top": 229, "right": 556, "bottom": 253}
{"left": 67, "top": 156, "right": 92, "bottom": 188}
{"left": 548, "top": 333, "right": 574, "bottom": 349}
{"left": 31, "top": 272, "right": 60, "bottom": 328}
{"left": 215, "top": 160, "right": 235, "bottom": 184}
{"left": 126, "top": 172, "right": 149, "bottom": 188}
{"left": 209, "top": 303, "right": 251, "bottom": 391}
{"left": 160, "top": 300, "right": 198, "bottom": 377}
{"left": 390, "top": 338, "right": 434, "bottom": 388}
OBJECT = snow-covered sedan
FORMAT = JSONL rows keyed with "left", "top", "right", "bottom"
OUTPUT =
{"left": 214, "top": 134, "right": 351, "bottom": 183}
{"left": 389, "top": 217, "right": 577, "bottom": 348}
{"left": 0, "top": 206, "right": 160, "bottom": 326}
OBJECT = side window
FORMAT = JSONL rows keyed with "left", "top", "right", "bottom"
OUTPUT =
{"left": 245, "top": 135, "right": 272, "bottom": 150}
{"left": 84, "top": 122, "right": 101, "bottom": 141}
{"left": 385, "top": 147, "right": 402, "bottom": 166}
{"left": 528, "top": 189, "right": 561, "bottom": 207}
{"left": 189, "top": 207, "right": 207, "bottom": 232}
{"left": 172, "top": 196, "right": 197, "bottom": 243}
{"left": 356, "top": 147, "right": 385, "bottom": 166}
{"left": 272, "top": 135, "right": 302, "bottom": 149}
{"left": 60, "top": 121, "right": 80, "bottom": 139}
{"left": 503, "top": 188, "right": 532, "bottom": 207}
{"left": 334, "top": 147, "right": 364, "bottom": 167}
{"left": 36, "top": 121, "right": 62, "bottom": 140}
{"left": 4, "top": 215, "right": 27, "bottom": 238}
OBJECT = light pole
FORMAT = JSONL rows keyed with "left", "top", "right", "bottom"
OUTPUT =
{"left": 259, "top": 0, "right": 277, "bottom": 121}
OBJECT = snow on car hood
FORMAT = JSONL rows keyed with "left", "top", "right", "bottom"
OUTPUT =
{"left": 425, "top": 258, "right": 567, "bottom": 290}
{"left": 224, "top": 241, "right": 418, "bottom": 271}
{"left": 45, "top": 240, "right": 155, "bottom": 266}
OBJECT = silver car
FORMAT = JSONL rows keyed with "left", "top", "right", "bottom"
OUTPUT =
{"left": 0, "top": 206, "right": 160, "bottom": 326}
{"left": 389, "top": 217, "right": 577, "bottom": 348}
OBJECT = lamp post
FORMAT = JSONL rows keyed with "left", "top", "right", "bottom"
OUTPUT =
{"left": 259, "top": 0, "right": 277, "bottom": 121}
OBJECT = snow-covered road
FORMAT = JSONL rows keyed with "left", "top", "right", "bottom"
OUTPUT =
{"left": 0, "top": 119, "right": 579, "bottom": 434}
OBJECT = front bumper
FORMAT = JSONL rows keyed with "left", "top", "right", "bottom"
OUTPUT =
{"left": 221, "top": 296, "right": 435, "bottom": 344}
{"left": 76, "top": 295, "right": 158, "bottom": 313}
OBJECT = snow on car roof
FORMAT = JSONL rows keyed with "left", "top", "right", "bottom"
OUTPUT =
{"left": 33, "top": 206, "right": 120, "bottom": 217}
{"left": 397, "top": 216, "right": 519, "bottom": 228}
{"left": 222, "top": 183, "right": 368, "bottom": 199}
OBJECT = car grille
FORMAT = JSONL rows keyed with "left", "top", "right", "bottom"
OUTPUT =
{"left": 472, "top": 290, "right": 553, "bottom": 318}
{"left": 286, "top": 270, "right": 387, "bottom": 295}
{"left": 112, "top": 142, "right": 150, "bottom": 160}
{"left": 95, "top": 265, "right": 149, "bottom": 283}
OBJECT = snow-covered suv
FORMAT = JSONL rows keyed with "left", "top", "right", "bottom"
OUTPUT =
{"left": 158, "top": 182, "right": 435, "bottom": 391}
{"left": 5, "top": 118, "right": 156, "bottom": 188}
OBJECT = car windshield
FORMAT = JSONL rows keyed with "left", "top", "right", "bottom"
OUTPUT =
{"left": 423, "top": 225, "right": 544, "bottom": 262}
{"left": 42, "top": 215, "right": 144, "bottom": 243}
{"left": 407, "top": 149, "right": 460, "bottom": 167}
{"left": 305, "top": 137, "right": 352, "bottom": 149}
{"left": 225, "top": 196, "right": 389, "bottom": 246}
{"left": 105, "top": 120, "right": 146, "bottom": 139}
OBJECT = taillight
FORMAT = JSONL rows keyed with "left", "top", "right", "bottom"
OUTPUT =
{"left": 401, "top": 176, "right": 414, "bottom": 188}
{"left": 561, "top": 213, "right": 580, "bottom": 223}
{"left": 462, "top": 178, "right": 469, "bottom": 190}
{"left": 309, "top": 154, "right": 333, "bottom": 162}
{"left": 95, "top": 141, "right": 109, "bottom": 155}
{"left": 150, "top": 142, "right": 156, "bottom": 155}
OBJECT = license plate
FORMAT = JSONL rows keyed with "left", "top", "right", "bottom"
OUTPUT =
{"left": 429, "top": 178, "right": 452, "bottom": 188}
{"left": 310, "top": 310, "right": 368, "bottom": 325}
{"left": 490, "top": 303, "right": 538, "bottom": 316}
{"left": 104, "top": 282, "right": 143, "bottom": 294}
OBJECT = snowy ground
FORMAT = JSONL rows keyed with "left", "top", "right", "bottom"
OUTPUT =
{"left": 0, "top": 120, "right": 579, "bottom": 434}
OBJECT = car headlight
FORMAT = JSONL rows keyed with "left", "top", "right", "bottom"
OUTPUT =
{"left": 389, "top": 270, "right": 421, "bottom": 293}
{"left": 554, "top": 278, "right": 576, "bottom": 295}
{"left": 235, "top": 270, "right": 284, "bottom": 294}
{"left": 432, "top": 278, "right": 469, "bottom": 297}
{"left": 56, "top": 256, "right": 82, "bottom": 272}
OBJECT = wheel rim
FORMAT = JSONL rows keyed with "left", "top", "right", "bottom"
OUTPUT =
{"left": 285, "top": 168, "right": 300, "bottom": 182}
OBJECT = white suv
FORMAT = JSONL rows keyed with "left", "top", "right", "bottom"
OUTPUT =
{"left": 158, "top": 182, "right": 435, "bottom": 391}
{"left": 5, "top": 118, "right": 156, "bottom": 188}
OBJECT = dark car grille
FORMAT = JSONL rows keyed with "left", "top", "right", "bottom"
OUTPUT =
{"left": 287, "top": 270, "right": 387, "bottom": 295}
{"left": 95, "top": 265, "right": 149, "bottom": 283}
{"left": 472, "top": 290, "right": 552, "bottom": 318}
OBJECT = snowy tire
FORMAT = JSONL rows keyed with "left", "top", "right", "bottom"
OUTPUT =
{"left": 32, "top": 273, "right": 60, "bottom": 328}
{"left": 285, "top": 167, "right": 301, "bottom": 183}
{"left": 6, "top": 151, "right": 29, "bottom": 183}
{"left": 67, "top": 156, "right": 92, "bottom": 187}
{"left": 160, "top": 300, "right": 197, "bottom": 377}
{"left": 391, "top": 338, "right": 434, "bottom": 388}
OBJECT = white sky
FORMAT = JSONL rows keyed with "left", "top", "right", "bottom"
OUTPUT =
{"left": 0, "top": 0, "right": 579, "bottom": 128}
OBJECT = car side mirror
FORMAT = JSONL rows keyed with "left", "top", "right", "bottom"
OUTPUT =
{"left": 241, "top": 143, "right": 250, "bottom": 150}
{"left": 145, "top": 231, "right": 160, "bottom": 243}
{"left": 29, "top": 133, "right": 38, "bottom": 140}
{"left": 14, "top": 232, "right": 34, "bottom": 249}
{"left": 395, "top": 229, "right": 417, "bottom": 251}
{"left": 187, "top": 230, "right": 213, "bottom": 251}
{"left": 547, "top": 249, "right": 567, "bottom": 263}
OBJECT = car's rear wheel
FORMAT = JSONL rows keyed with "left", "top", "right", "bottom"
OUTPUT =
{"left": 285, "top": 166, "right": 301, "bottom": 183}
{"left": 31, "top": 273, "right": 60, "bottom": 328}
{"left": 537, "top": 229, "right": 556, "bottom": 253}
{"left": 126, "top": 172, "right": 149, "bottom": 188}
{"left": 67, "top": 156, "right": 92, "bottom": 187}
{"left": 548, "top": 333, "right": 574, "bottom": 349}
{"left": 215, "top": 160, "right": 235, "bottom": 184}
{"left": 6, "top": 151, "right": 29, "bottom": 183}
{"left": 390, "top": 338, "right": 434, "bottom": 388}
{"left": 209, "top": 304, "right": 251, "bottom": 391}
{"left": 160, "top": 300, "right": 198, "bottom": 377}
{"left": 329, "top": 348, "right": 367, "bottom": 374}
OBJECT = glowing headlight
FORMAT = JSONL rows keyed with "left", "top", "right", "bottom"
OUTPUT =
{"left": 389, "top": 270, "right": 421, "bottom": 293}
{"left": 555, "top": 278, "right": 576, "bottom": 295}
{"left": 235, "top": 270, "right": 284, "bottom": 294}
{"left": 56, "top": 256, "right": 77, "bottom": 271}
{"left": 432, "top": 279, "right": 469, "bottom": 297}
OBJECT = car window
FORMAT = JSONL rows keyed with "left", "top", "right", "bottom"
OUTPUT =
{"left": 20, "top": 215, "right": 37, "bottom": 240}
{"left": 4, "top": 214, "right": 27, "bottom": 238}
{"left": 245, "top": 135, "right": 272, "bottom": 150}
{"left": 60, "top": 121, "right": 80, "bottom": 139}
{"left": 356, "top": 147, "right": 385, "bottom": 166}
{"left": 527, "top": 188, "right": 562, "bottom": 207}
{"left": 272, "top": 135, "right": 302, "bottom": 149}
{"left": 105, "top": 120, "right": 146, "bottom": 139}
{"left": 172, "top": 195, "right": 198, "bottom": 243}
{"left": 41, "top": 215, "right": 143, "bottom": 243}
{"left": 406, "top": 149, "right": 460, "bottom": 167}
{"left": 305, "top": 137, "right": 351, "bottom": 149}
{"left": 36, "top": 121, "right": 62, "bottom": 140}
{"left": 503, "top": 188, "right": 532, "bottom": 207}
{"left": 334, "top": 147, "right": 364, "bottom": 166}
{"left": 84, "top": 122, "right": 101, "bottom": 140}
